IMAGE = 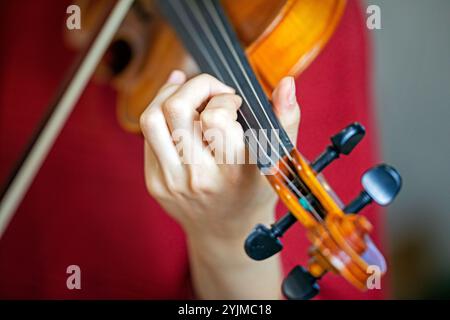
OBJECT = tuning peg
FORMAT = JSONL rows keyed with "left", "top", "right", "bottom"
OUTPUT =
{"left": 344, "top": 164, "right": 402, "bottom": 214}
{"left": 244, "top": 214, "right": 297, "bottom": 260}
{"left": 312, "top": 122, "right": 365, "bottom": 172}
{"left": 245, "top": 123, "right": 366, "bottom": 261}
{"left": 282, "top": 266, "right": 320, "bottom": 300}
{"left": 245, "top": 196, "right": 319, "bottom": 260}
{"left": 244, "top": 224, "right": 283, "bottom": 260}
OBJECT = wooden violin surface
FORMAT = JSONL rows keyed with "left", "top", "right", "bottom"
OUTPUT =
{"left": 65, "top": 0, "right": 346, "bottom": 132}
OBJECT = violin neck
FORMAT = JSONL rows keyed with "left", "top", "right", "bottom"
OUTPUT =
{"left": 157, "top": 0, "right": 294, "bottom": 170}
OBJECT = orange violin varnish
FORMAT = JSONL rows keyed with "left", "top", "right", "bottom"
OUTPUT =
{"left": 65, "top": 0, "right": 347, "bottom": 132}
{"left": 267, "top": 149, "right": 386, "bottom": 291}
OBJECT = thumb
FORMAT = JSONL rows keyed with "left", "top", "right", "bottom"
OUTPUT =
{"left": 272, "top": 76, "right": 301, "bottom": 144}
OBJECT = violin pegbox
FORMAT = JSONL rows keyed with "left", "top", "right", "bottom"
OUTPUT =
{"left": 244, "top": 123, "right": 403, "bottom": 300}
{"left": 282, "top": 163, "right": 402, "bottom": 300}
{"left": 245, "top": 123, "right": 367, "bottom": 261}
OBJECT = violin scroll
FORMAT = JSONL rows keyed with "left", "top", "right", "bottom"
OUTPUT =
{"left": 244, "top": 123, "right": 367, "bottom": 260}
{"left": 244, "top": 123, "right": 402, "bottom": 299}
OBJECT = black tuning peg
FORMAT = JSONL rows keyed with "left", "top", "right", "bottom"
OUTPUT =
{"left": 282, "top": 266, "right": 320, "bottom": 300}
{"left": 344, "top": 164, "right": 402, "bottom": 214}
{"left": 245, "top": 123, "right": 366, "bottom": 261}
{"left": 311, "top": 122, "right": 365, "bottom": 172}
{"left": 244, "top": 216, "right": 296, "bottom": 260}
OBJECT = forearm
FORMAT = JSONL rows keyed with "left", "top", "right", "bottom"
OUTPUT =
{"left": 186, "top": 211, "right": 283, "bottom": 300}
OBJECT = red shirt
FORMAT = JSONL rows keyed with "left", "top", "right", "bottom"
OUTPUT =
{"left": 0, "top": 0, "right": 386, "bottom": 299}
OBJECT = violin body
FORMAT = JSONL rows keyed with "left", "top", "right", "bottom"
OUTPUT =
{"left": 65, "top": 0, "right": 346, "bottom": 132}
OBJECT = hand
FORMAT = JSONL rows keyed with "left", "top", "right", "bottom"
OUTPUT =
{"left": 140, "top": 70, "right": 300, "bottom": 299}
{"left": 140, "top": 71, "right": 300, "bottom": 239}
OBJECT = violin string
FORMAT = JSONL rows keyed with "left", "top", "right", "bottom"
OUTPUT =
{"left": 200, "top": 1, "right": 339, "bottom": 227}
{"left": 187, "top": 2, "right": 298, "bottom": 177}
{"left": 170, "top": 0, "right": 324, "bottom": 223}
{"left": 196, "top": 1, "right": 328, "bottom": 221}
{"left": 200, "top": 0, "right": 324, "bottom": 208}
{"left": 166, "top": 1, "right": 285, "bottom": 178}
{"left": 166, "top": 0, "right": 324, "bottom": 223}
{"left": 166, "top": 1, "right": 301, "bottom": 196}
{"left": 188, "top": 0, "right": 324, "bottom": 223}
{"left": 192, "top": 0, "right": 319, "bottom": 198}
{"left": 186, "top": 1, "right": 323, "bottom": 221}
{"left": 166, "top": 1, "right": 269, "bottom": 166}
{"left": 203, "top": 0, "right": 295, "bottom": 163}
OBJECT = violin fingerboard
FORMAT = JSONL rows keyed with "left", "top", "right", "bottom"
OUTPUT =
{"left": 157, "top": 0, "right": 295, "bottom": 170}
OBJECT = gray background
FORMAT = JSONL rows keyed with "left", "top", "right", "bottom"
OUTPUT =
{"left": 369, "top": 0, "right": 450, "bottom": 298}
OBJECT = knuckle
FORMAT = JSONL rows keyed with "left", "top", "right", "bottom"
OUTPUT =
{"left": 196, "top": 73, "right": 215, "bottom": 83}
{"left": 140, "top": 109, "right": 159, "bottom": 131}
{"left": 163, "top": 97, "right": 185, "bottom": 118}
{"left": 201, "top": 109, "right": 228, "bottom": 127}
{"left": 188, "top": 170, "right": 215, "bottom": 195}
{"left": 166, "top": 179, "right": 188, "bottom": 197}
{"left": 145, "top": 179, "right": 166, "bottom": 200}
{"left": 209, "top": 95, "right": 232, "bottom": 108}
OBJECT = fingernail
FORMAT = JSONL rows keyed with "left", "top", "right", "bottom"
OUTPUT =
{"left": 167, "top": 70, "right": 185, "bottom": 84}
{"left": 288, "top": 77, "right": 297, "bottom": 106}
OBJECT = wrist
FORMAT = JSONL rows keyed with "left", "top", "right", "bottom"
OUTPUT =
{"left": 185, "top": 208, "right": 283, "bottom": 299}
{"left": 184, "top": 205, "right": 275, "bottom": 246}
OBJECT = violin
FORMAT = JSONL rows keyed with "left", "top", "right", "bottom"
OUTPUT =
{"left": 0, "top": 0, "right": 402, "bottom": 299}
{"left": 64, "top": 0, "right": 346, "bottom": 132}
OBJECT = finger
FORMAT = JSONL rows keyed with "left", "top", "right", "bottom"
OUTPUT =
{"left": 272, "top": 76, "right": 301, "bottom": 144}
{"left": 144, "top": 142, "right": 168, "bottom": 199}
{"left": 166, "top": 69, "right": 186, "bottom": 85}
{"left": 147, "top": 70, "right": 187, "bottom": 111}
{"left": 140, "top": 71, "right": 187, "bottom": 178}
{"left": 162, "top": 74, "right": 234, "bottom": 166}
{"left": 157, "top": 70, "right": 186, "bottom": 94}
{"left": 200, "top": 94, "right": 245, "bottom": 164}
{"left": 201, "top": 93, "right": 241, "bottom": 120}
{"left": 162, "top": 73, "right": 234, "bottom": 132}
